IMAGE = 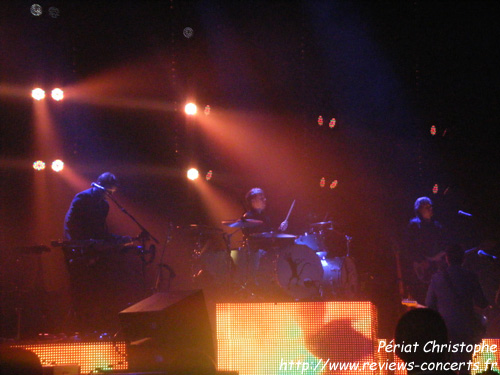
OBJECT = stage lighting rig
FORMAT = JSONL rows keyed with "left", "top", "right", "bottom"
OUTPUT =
{"left": 51, "top": 159, "right": 64, "bottom": 172}
{"left": 185, "top": 103, "right": 198, "bottom": 115}
{"left": 187, "top": 168, "right": 199, "bottom": 180}
{"left": 51, "top": 88, "right": 64, "bottom": 101}
{"left": 32, "top": 88, "right": 45, "bottom": 100}
{"left": 30, "top": 4, "right": 42, "bottom": 16}
{"left": 33, "top": 161, "right": 46, "bottom": 171}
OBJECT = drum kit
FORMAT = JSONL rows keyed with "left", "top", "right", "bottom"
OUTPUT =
{"left": 183, "top": 217, "right": 358, "bottom": 301}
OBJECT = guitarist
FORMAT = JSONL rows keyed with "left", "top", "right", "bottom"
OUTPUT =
{"left": 404, "top": 196, "right": 447, "bottom": 304}
{"left": 425, "top": 244, "right": 489, "bottom": 375}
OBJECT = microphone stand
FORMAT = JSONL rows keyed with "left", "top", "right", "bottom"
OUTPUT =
{"left": 106, "top": 191, "right": 159, "bottom": 245}
{"left": 153, "top": 222, "right": 176, "bottom": 293}
{"left": 105, "top": 192, "right": 176, "bottom": 294}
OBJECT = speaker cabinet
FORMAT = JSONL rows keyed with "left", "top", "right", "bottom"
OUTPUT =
{"left": 119, "top": 290, "right": 214, "bottom": 372}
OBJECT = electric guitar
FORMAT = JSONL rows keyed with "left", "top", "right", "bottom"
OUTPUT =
{"left": 413, "top": 251, "right": 446, "bottom": 283}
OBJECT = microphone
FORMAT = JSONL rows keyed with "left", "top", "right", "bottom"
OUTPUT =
{"left": 458, "top": 210, "right": 473, "bottom": 217}
{"left": 478, "top": 250, "right": 498, "bottom": 260}
{"left": 91, "top": 182, "right": 106, "bottom": 190}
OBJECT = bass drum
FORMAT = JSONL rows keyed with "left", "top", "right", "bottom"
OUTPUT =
{"left": 320, "top": 256, "right": 358, "bottom": 299}
{"left": 276, "top": 245, "right": 324, "bottom": 300}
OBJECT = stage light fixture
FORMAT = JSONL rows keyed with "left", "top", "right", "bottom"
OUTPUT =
{"left": 185, "top": 103, "right": 197, "bottom": 115}
{"left": 430, "top": 125, "right": 437, "bottom": 136}
{"left": 204, "top": 105, "right": 211, "bottom": 115}
{"left": 183, "top": 27, "right": 194, "bottom": 39}
{"left": 206, "top": 170, "right": 213, "bottom": 181}
{"left": 51, "top": 159, "right": 64, "bottom": 172}
{"left": 329, "top": 118, "right": 336, "bottom": 128}
{"left": 32, "top": 88, "right": 45, "bottom": 100}
{"left": 30, "top": 4, "right": 42, "bottom": 16}
{"left": 33, "top": 160, "right": 46, "bottom": 171}
{"left": 330, "top": 180, "right": 338, "bottom": 189}
{"left": 317, "top": 116, "right": 323, "bottom": 126}
{"left": 51, "top": 88, "right": 64, "bottom": 101}
{"left": 48, "top": 6, "right": 60, "bottom": 18}
{"left": 187, "top": 168, "right": 199, "bottom": 180}
{"left": 432, "top": 184, "right": 439, "bottom": 194}
{"left": 320, "top": 177, "right": 326, "bottom": 188}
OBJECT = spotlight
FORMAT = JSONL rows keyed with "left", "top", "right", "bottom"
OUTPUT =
{"left": 206, "top": 170, "right": 213, "bottom": 181}
{"left": 30, "top": 4, "right": 42, "bottom": 16}
{"left": 329, "top": 118, "right": 336, "bottom": 128}
{"left": 329, "top": 180, "right": 338, "bottom": 189}
{"left": 51, "top": 159, "right": 64, "bottom": 172}
{"left": 318, "top": 116, "right": 323, "bottom": 126}
{"left": 185, "top": 103, "right": 197, "bottom": 115}
{"left": 432, "top": 184, "right": 439, "bottom": 194}
{"left": 32, "top": 88, "right": 45, "bottom": 100}
{"left": 33, "top": 160, "right": 46, "bottom": 171}
{"left": 187, "top": 168, "right": 199, "bottom": 180}
{"left": 320, "top": 177, "right": 326, "bottom": 188}
{"left": 51, "top": 88, "right": 64, "bottom": 101}
{"left": 430, "top": 125, "right": 437, "bottom": 136}
{"left": 204, "top": 105, "right": 211, "bottom": 115}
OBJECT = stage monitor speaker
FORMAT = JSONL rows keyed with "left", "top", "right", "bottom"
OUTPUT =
{"left": 118, "top": 290, "right": 214, "bottom": 372}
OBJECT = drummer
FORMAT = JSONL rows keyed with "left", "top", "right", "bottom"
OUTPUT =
{"left": 242, "top": 187, "right": 288, "bottom": 242}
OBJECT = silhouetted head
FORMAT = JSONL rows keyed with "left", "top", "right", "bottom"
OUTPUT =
{"left": 395, "top": 308, "right": 449, "bottom": 371}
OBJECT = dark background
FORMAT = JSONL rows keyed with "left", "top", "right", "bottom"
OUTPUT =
{"left": 1, "top": 1, "right": 500, "bottom": 337}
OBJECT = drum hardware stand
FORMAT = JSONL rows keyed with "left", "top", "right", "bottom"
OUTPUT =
{"left": 153, "top": 222, "right": 176, "bottom": 293}
{"left": 234, "top": 238, "right": 260, "bottom": 299}
{"left": 223, "top": 228, "right": 239, "bottom": 276}
{"left": 345, "top": 235, "right": 353, "bottom": 257}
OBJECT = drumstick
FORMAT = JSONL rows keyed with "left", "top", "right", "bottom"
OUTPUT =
{"left": 284, "top": 199, "right": 296, "bottom": 222}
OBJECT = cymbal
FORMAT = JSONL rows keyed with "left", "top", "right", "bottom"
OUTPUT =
{"left": 250, "top": 232, "right": 297, "bottom": 239}
{"left": 310, "top": 221, "right": 333, "bottom": 227}
{"left": 222, "top": 219, "right": 263, "bottom": 228}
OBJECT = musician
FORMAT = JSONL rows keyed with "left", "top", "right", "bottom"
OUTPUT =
{"left": 425, "top": 244, "right": 489, "bottom": 375}
{"left": 64, "top": 172, "right": 127, "bottom": 242}
{"left": 241, "top": 187, "right": 288, "bottom": 237}
{"left": 403, "top": 196, "right": 447, "bottom": 303}
{"left": 63, "top": 172, "right": 135, "bottom": 333}
{"left": 238, "top": 188, "right": 288, "bottom": 295}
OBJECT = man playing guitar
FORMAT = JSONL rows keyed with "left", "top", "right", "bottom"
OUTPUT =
{"left": 403, "top": 197, "right": 447, "bottom": 303}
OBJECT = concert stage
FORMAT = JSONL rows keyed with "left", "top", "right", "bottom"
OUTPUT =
{"left": 7, "top": 301, "right": 500, "bottom": 375}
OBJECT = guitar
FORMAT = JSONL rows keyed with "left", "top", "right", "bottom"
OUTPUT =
{"left": 413, "top": 251, "right": 446, "bottom": 283}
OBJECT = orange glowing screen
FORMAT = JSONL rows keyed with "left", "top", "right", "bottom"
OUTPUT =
{"left": 12, "top": 341, "right": 128, "bottom": 374}
{"left": 216, "top": 301, "right": 379, "bottom": 375}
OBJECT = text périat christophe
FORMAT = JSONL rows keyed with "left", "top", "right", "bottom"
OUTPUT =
{"left": 379, "top": 340, "right": 498, "bottom": 356}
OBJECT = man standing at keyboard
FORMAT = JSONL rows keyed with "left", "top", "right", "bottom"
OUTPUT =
{"left": 65, "top": 172, "right": 124, "bottom": 242}
{"left": 63, "top": 172, "right": 136, "bottom": 335}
